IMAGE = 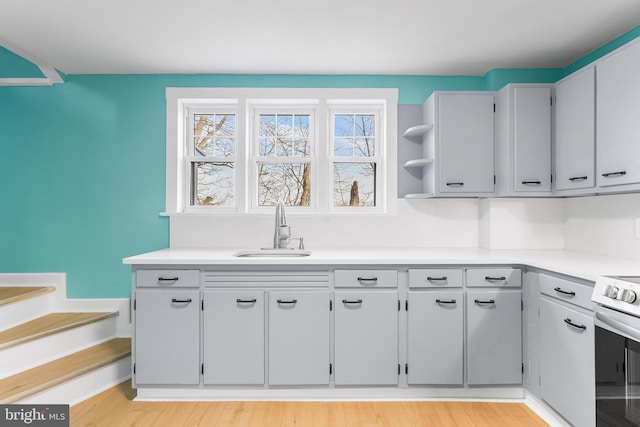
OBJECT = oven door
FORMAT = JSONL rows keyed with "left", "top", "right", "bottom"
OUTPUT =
{"left": 594, "top": 305, "right": 640, "bottom": 426}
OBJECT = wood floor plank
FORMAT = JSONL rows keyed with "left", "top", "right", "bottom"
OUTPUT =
{"left": 0, "top": 338, "right": 130, "bottom": 404}
{"left": 0, "top": 286, "right": 55, "bottom": 306}
{"left": 0, "top": 312, "right": 118, "bottom": 349}
{"left": 70, "top": 382, "right": 550, "bottom": 427}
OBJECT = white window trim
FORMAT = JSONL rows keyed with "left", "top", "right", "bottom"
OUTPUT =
{"left": 164, "top": 87, "right": 398, "bottom": 216}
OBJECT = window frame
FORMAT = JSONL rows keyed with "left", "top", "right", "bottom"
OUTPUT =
{"left": 165, "top": 88, "right": 398, "bottom": 216}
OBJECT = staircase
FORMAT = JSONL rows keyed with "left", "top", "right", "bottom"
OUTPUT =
{"left": 0, "top": 278, "right": 131, "bottom": 405}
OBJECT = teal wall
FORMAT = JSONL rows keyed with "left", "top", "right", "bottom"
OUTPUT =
{"left": 0, "top": 47, "right": 44, "bottom": 78}
{"left": 1, "top": 26, "right": 638, "bottom": 298}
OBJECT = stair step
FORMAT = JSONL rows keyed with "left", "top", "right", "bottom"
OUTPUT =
{"left": 0, "top": 338, "right": 131, "bottom": 404}
{"left": 0, "top": 286, "right": 55, "bottom": 307}
{"left": 0, "top": 312, "right": 118, "bottom": 349}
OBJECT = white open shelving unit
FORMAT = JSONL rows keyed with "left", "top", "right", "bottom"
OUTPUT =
{"left": 402, "top": 124, "right": 434, "bottom": 198}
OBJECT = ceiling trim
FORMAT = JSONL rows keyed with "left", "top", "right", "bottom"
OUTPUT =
{"left": 0, "top": 36, "right": 63, "bottom": 86}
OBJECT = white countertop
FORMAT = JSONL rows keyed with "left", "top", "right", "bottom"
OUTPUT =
{"left": 123, "top": 247, "right": 640, "bottom": 282}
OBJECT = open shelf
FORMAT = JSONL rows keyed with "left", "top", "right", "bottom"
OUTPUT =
{"left": 403, "top": 193, "right": 434, "bottom": 199}
{"left": 403, "top": 158, "right": 433, "bottom": 168}
{"left": 402, "top": 124, "right": 433, "bottom": 140}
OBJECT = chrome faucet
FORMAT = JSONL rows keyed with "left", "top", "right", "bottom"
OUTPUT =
{"left": 273, "top": 201, "right": 290, "bottom": 248}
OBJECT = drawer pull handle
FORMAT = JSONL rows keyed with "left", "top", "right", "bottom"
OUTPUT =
{"left": 171, "top": 298, "right": 192, "bottom": 303}
{"left": 357, "top": 277, "right": 378, "bottom": 282}
{"left": 485, "top": 276, "right": 506, "bottom": 282}
{"left": 158, "top": 277, "right": 179, "bottom": 282}
{"left": 436, "top": 299, "right": 457, "bottom": 305}
{"left": 277, "top": 299, "right": 298, "bottom": 304}
{"left": 521, "top": 180, "right": 542, "bottom": 185}
{"left": 554, "top": 287, "right": 576, "bottom": 297}
{"left": 568, "top": 176, "right": 588, "bottom": 182}
{"left": 236, "top": 298, "right": 257, "bottom": 304}
{"left": 427, "top": 276, "right": 447, "bottom": 281}
{"left": 446, "top": 182, "right": 464, "bottom": 187}
{"left": 342, "top": 299, "right": 363, "bottom": 305}
{"left": 474, "top": 299, "right": 495, "bottom": 305}
{"left": 602, "top": 171, "right": 627, "bottom": 178}
{"left": 564, "top": 318, "right": 587, "bottom": 330}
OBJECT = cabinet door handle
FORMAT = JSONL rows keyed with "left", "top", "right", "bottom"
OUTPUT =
{"left": 521, "top": 180, "right": 542, "bottom": 185}
{"left": 568, "top": 176, "right": 588, "bottom": 182}
{"left": 171, "top": 298, "right": 192, "bottom": 303}
{"left": 436, "top": 299, "right": 457, "bottom": 305}
{"left": 485, "top": 276, "right": 506, "bottom": 282}
{"left": 357, "top": 277, "right": 378, "bottom": 282}
{"left": 446, "top": 182, "right": 464, "bottom": 187}
{"left": 342, "top": 299, "right": 363, "bottom": 305}
{"left": 564, "top": 318, "right": 587, "bottom": 330}
{"left": 276, "top": 299, "right": 298, "bottom": 304}
{"left": 158, "top": 277, "right": 179, "bottom": 282}
{"left": 236, "top": 298, "right": 257, "bottom": 304}
{"left": 427, "top": 276, "right": 447, "bottom": 281}
{"left": 554, "top": 287, "right": 576, "bottom": 297}
{"left": 474, "top": 299, "right": 496, "bottom": 305}
{"left": 602, "top": 171, "right": 627, "bottom": 178}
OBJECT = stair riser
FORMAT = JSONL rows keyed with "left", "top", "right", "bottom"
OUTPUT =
{"left": 0, "top": 317, "right": 117, "bottom": 378}
{"left": 0, "top": 293, "right": 53, "bottom": 331}
{"left": 18, "top": 356, "right": 131, "bottom": 405}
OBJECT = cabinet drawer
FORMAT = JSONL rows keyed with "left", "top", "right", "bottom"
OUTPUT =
{"left": 466, "top": 268, "right": 521, "bottom": 288}
{"left": 334, "top": 270, "right": 397, "bottom": 288}
{"left": 136, "top": 269, "right": 200, "bottom": 288}
{"left": 408, "top": 269, "right": 463, "bottom": 288}
{"left": 539, "top": 273, "right": 593, "bottom": 310}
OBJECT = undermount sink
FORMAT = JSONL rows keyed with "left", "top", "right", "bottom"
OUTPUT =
{"left": 233, "top": 249, "right": 311, "bottom": 257}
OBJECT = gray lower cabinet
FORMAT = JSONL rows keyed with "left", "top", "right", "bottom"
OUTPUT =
{"left": 539, "top": 297, "right": 595, "bottom": 427}
{"left": 334, "top": 291, "right": 399, "bottom": 385}
{"left": 466, "top": 290, "right": 522, "bottom": 385}
{"left": 202, "top": 290, "right": 265, "bottom": 385}
{"left": 407, "top": 291, "right": 463, "bottom": 385}
{"left": 134, "top": 288, "right": 200, "bottom": 385}
{"left": 268, "top": 291, "right": 330, "bottom": 386}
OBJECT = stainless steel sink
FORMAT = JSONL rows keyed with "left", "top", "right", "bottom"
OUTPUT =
{"left": 233, "top": 249, "right": 311, "bottom": 257}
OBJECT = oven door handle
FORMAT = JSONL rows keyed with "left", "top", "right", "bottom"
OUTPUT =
{"left": 595, "top": 310, "right": 640, "bottom": 342}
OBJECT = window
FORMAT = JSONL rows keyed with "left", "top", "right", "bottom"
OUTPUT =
{"left": 165, "top": 88, "right": 397, "bottom": 215}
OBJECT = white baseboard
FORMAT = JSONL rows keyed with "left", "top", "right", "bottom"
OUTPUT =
{"left": 524, "top": 391, "right": 571, "bottom": 427}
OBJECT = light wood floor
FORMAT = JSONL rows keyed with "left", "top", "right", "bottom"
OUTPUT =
{"left": 70, "top": 382, "right": 549, "bottom": 426}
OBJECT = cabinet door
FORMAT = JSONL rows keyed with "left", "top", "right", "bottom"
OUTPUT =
{"left": 467, "top": 290, "right": 522, "bottom": 385}
{"left": 407, "top": 291, "right": 463, "bottom": 385}
{"left": 335, "top": 291, "right": 399, "bottom": 385}
{"left": 597, "top": 41, "right": 640, "bottom": 188}
{"left": 202, "top": 290, "right": 264, "bottom": 385}
{"left": 555, "top": 68, "right": 595, "bottom": 191}
{"left": 438, "top": 93, "right": 495, "bottom": 194}
{"left": 268, "top": 291, "right": 330, "bottom": 386}
{"left": 539, "top": 297, "right": 595, "bottom": 427}
{"left": 513, "top": 87, "right": 552, "bottom": 192}
{"left": 134, "top": 289, "right": 200, "bottom": 385}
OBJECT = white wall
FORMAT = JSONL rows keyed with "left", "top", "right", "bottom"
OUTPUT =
{"left": 478, "top": 198, "right": 565, "bottom": 250}
{"left": 564, "top": 193, "right": 640, "bottom": 260}
{"left": 170, "top": 193, "right": 640, "bottom": 260}
{"left": 170, "top": 198, "right": 480, "bottom": 249}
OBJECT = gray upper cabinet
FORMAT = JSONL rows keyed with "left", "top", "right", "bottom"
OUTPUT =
{"left": 597, "top": 39, "right": 640, "bottom": 191}
{"left": 414, "top": 92, "right": 495, "bottom": 198}
{"left": 268, "top": 291, "right": 330, "bottom": 386}
{"left": 539, "top": 297, "right": 595, "bottom": 427}
{"left": 202, "top": 290, "right": 265, "bottom": 385}
{"left": 554, "top": 67, "right": 596, "bottom": 193}
{"left": 134, "top": 288, "right": 200, "bottom": 385}
{"left": 407, "top": 291, "right": 463, "bottom": 385}
{"left": 334, "top": 290, "right": 399, "bottom": 385}
{"left": 495, "top": 84, "right": 553, "bottom": 196}
{"left": 466, "top": 289, "right": 522, "bottom": 385}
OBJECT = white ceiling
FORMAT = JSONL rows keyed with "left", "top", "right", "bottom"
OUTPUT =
{"left": 1, "top": 0, "right": 640, "bottom": 75}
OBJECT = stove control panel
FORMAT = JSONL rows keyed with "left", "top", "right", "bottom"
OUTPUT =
{"left": 593, "top": 276, "right": 640, "bottom": 316}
